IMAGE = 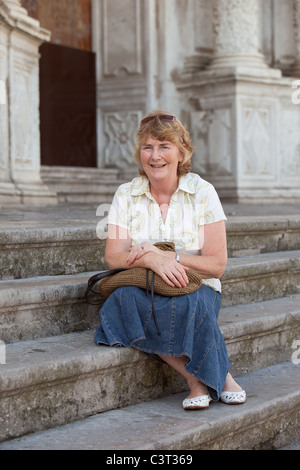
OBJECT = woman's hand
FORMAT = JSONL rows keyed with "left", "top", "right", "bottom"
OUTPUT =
{"left": 126, "top": 242, "right": 159, "bottom": 265}
{"left": 127, "top": 242, "right": 189, "bottom": 288}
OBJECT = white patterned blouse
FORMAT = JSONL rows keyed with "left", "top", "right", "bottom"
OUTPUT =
{"left": 107, "top": 172, "right": 227, "bottom": 292}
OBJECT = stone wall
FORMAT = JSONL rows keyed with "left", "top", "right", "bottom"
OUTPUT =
{"left": 21, "top": 0, "right": 92, "bottom": 51}
{"left": 1, "top": 0, "right": 299, "bottom": 204}
{"left": 92, "top": 0, "right": 300, "bottom": 202}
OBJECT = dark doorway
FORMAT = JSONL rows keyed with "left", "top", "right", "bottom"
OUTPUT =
{"left": 39, "top": 43, "right": 97, "bottom": 167}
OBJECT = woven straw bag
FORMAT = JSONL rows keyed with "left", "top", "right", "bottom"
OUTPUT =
{"left": 86, "top": 242, "right": 201, "bottom": 304}
{"left": 85, "top": 242, "right": 202, "bottom": 335}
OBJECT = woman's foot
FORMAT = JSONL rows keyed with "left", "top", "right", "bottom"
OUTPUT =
{"left": 182, "top": 394, "right": 212, "bottom": 410}
{"left": 182, "top": 376, "right": 211, "bottom": 410}
{"left": 186, "top": 377, "right": 208, "bottom": 399}
{"left": 222, "top": 373, "right": 243, "bottom": 393}
{"left": 220, "top": 373, "right": 246, "bottom": 405}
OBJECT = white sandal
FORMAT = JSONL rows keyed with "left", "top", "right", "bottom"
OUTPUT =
{"left": 182, "top": 395, "right": 212, "bottom": 410}
{"left": 220, "top": 390, "right": 246, "bottom": 405}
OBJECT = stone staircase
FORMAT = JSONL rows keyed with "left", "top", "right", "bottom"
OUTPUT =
{"left": 0, "top": 206, "right": 300, "bottom": 450}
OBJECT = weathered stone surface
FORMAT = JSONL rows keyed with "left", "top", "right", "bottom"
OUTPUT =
{"left": 0, "top": 226, "right": 106, "bottom": 280}
{"left": 222, "top": 250, "right": 300, "bottom": 307}
{"left": 0, "top": 295, "right": 299, "bottom": 442}
{"left": 1, "top": 217, "right": 300, "bottom": 280}
{"left": 0, "top": 331, "right": 187, "bottom": 442}
{"left": 0, "top": 251, "right": 299, "bottom": 344}
{"left": 0, "top": 362, "right": 299, "bottom": 450}
{"left": 0, "top": 273, "right": 100, "bottom": 343}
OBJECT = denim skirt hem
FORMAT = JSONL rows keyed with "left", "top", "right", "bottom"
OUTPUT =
{"left": 94, "top": 285, "right": 230, "bottom": 401}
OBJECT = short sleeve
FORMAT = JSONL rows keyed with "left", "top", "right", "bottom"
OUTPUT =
{"left": 198, "top": 183, "right": 227, "bottom": 225}
{"left": 107, "top": 184, "right": 131, "bottom": 230}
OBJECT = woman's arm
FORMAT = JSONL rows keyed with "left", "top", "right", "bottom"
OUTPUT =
{"left": 178, "top": 220, "right": 228, "bottom": 279}
{"left": 121, "top": 220, "right": 228, "bottom": 280}
{"left": 104, "top": 224, "right": 189, "bottom": 288}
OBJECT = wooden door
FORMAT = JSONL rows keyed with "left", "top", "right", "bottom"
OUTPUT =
{"left": 39, "top": 43, "right": 97, "bottom": 167}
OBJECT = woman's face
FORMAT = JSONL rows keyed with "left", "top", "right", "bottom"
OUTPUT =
{"left": 140, "top": 135, "right": 182, "bottom": 185}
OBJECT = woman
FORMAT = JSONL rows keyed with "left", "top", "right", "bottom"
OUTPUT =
{"left": 94, "top": 111, "right": 246, "bottom": 409}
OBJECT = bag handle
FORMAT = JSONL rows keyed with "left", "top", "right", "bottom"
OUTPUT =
{"left": 85, "top": 268, "right": 126, "bottom": 305}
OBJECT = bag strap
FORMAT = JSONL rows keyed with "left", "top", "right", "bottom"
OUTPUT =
{"left": 146, "top": 269, "right": 161, "bottom": 336}
{"left": 85, "top": 268, "right": 126, "bottom": 305}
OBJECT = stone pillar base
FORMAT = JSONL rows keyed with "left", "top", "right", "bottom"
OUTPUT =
{"left": 177, "top": 73, "right": 300, "bottom": 204}
{"left": 206, "top": 55, "right": 282, "bottom": 79}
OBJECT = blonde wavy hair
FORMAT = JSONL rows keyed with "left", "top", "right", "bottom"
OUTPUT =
{"left": 133, "top": 110, "right": 195, "bottom": 177}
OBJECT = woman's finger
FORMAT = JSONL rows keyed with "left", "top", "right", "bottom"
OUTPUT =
{"left": 127, "top": 244, "right": 148, "bottom": 264}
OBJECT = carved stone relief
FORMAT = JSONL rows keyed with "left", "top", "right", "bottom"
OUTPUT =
{"left": 280, "top": 106, "right": 300, "bottom": 179}
{"left": 240, "top": 104, "right": 275, "bottom": 179}
{"left": 103, "top": 111, "right": 142, "bottom": 169}
{"left": 191, "top": 108, "right": 233, "bottom": 176}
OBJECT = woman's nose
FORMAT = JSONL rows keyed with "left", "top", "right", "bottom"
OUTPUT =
{"left": 151, "top": 147, "right": 162, "bottom": 158}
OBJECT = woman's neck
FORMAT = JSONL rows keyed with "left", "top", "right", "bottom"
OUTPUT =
{"left": 149, "top": 178, "right": 179, "bottom": 205}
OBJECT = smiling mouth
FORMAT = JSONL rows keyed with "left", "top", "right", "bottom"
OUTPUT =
{"left": 150, "top": 164, "right": 167, "bottom": 168}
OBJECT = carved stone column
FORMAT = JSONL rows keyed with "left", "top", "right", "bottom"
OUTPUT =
{"left": 177, "top": 0, "right": 300, "bottom": 202}
{"left": 291, "top": 0, "right": 300, "bottom": 76}
{"left": 0, "top": 0, "right": 57, "bottom": 205}
{"left": 208, "top": 0, "right": 280, "bottom": 77}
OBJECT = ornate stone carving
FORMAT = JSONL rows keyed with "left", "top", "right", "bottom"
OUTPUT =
{"left": 191, "top": 108, "right": 233, "bottom": 176}
{"left": 103, "top": 111, "right": 141, "bottom": 169}
{"left": 241, "top": 106, "right": 273, "bottom": 178}
{"left": 280, "top": 107, "right": 300, "bottom": 179}
{"left": 206, "top": 0, "right": 282, "bottom": 76}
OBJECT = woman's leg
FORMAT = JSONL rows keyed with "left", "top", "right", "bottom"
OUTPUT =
{"left": 158, "top": 355, "right": 208, "bottom": 398}
{"left": 159, "top": 355, "right": 243, "bottom": 397}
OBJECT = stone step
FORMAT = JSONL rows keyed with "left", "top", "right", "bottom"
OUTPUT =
{"left": 0, "top": 361, "right": 299, "bottom": 450}
{"left": 0, "top": 225, "right": 106, "bottom": 280}
{"left": 279, "top": 440, "right": 300, "bottom": 450}
{"left": 221, "top": 250, "right": 300, "bottom": 307}
{"left": 40, "top": 166, "right": 126, "bottom": 204}
{"left": 226, "top": 216, "right": 300, "bottom": 257}
{"left": 1, "top": 217, "right": 299, "bottom": 280}
{"left": 0, "top": 295, "right": 299, "bottom": 442}
{"left": 0, "top": 251, "right": 299, "bottom": 344}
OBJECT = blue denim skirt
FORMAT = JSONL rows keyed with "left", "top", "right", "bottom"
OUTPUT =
{"left": 94, "top": 285, "right": 230, "bottom": 400}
